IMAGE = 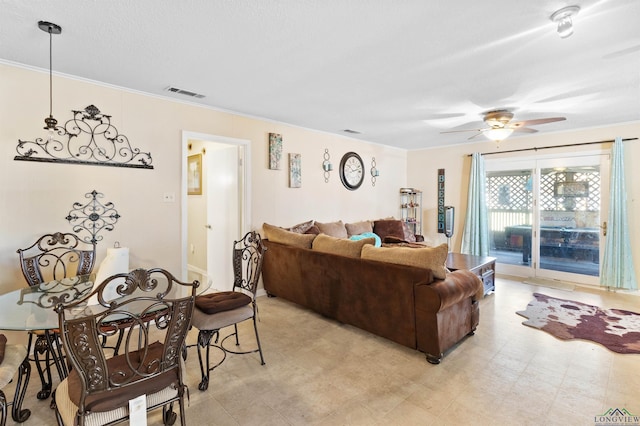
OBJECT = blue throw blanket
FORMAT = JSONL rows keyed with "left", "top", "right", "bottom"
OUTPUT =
{"left": 350, "top": 232, "right": 382, "bottom": 247}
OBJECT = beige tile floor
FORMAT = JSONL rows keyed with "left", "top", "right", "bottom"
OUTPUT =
{"left": 5, "top": 276, "right": 640, "bottom": 425}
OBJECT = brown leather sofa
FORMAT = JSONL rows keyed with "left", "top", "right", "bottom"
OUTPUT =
{"left": 261, "top": 240, "right": 483, "bottom": 364}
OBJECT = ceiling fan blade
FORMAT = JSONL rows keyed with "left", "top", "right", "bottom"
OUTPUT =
{"left": 467, "top": 132, "right": 484, "bottom": 140}
{"left": 440, "top": 128, "right": 484, "bottom": 134}
{"left": 509, "top": 117, "right": 566, "bottom": 127}
{"left": 513, "top": 127, "right": 538, "bottom": 133}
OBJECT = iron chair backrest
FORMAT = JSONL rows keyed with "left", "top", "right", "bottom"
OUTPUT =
{"left": 55, "top": 268, "right": 199, "bottom": 417}
{"left": 232, "top": 231, "right": 266, "bottom": 297}
{"left": 17, "top": 232, "right": 96, "bottom": 286}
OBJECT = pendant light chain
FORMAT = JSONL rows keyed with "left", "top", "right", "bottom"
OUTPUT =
{"left": 48, "top": 26, "right": 53, "bottom": 120}
{"left": 39, "top": 21, "right": 61, "bottom": 131}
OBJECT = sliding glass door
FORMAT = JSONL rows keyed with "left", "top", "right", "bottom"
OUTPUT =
{"left": 485, "top": 153, "right": 609, "bottom": 285}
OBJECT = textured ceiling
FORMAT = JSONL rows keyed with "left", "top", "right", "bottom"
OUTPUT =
{"left": 1, "top": 0, "right": 639, "bottom": 150}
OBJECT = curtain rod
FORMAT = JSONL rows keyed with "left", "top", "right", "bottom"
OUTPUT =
{"left": 471, "top": 137, "right": 638, "bottom": 157}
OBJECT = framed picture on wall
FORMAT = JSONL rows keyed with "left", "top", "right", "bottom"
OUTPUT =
{"left": 269, "top": 133, "right": 283, "bottom": 170}
{"left": 289, "top": 153, "right": 301, "bottom": 188}
{"left": 188, "top": 154, "right": 202, "bottom": 195}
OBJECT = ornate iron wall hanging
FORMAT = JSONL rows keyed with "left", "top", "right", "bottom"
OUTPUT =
{"left": 66, "top": 190, "right": 121, "bottom": 244}
{"left": 15, "top": 105, "right": 153, "bottom": 169}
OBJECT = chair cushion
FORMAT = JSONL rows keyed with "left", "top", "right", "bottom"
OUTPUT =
{"left": 195, "top": 291, "right": 251, "bottom": 315}
{"left": 56, "top": 373, "right": 179, "bottom": 426}
{"left": 192, "top": 304, "right": 254, "bottom": 331}
{"left": 65, "top": 341, "right": 178, "bottom": 412}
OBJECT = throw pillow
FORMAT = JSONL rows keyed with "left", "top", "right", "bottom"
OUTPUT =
{"left": 373, "top": 220, "right": 405, "bottom": 241}
{"left": 350, "top": 232, "right": 381, "bottom": 247}
{"left": 345, "top": 220, "right": 373, "bottom": 237}
{"left": 315, "top": 220, "right": 348, "bottom": 238}
{"left": 288, "top": 219, "right": 315, "bottom": 234}
{"left": 361, "top": 243, "right": 449, "bottom": 279}
{"left": 263, "top": 223, "right": 317, "bottom": 248}
{"left": 401, "top": 221, "right": 417, "bottom": 243}
{"left": 312, "top": 233, "right": 375, "bottom": 258}
{"left": 305, "top": 225, "right": 321, "bottom": 235}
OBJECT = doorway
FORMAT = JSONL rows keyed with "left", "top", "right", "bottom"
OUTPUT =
{"left": 182, "top": 132, "right": 251, "bottom": 291}
{"left": 485, "top": 152, "right": 609, "bottom": 286}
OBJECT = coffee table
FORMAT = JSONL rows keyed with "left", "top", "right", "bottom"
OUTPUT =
{"left": 446, "top": 253, "right": 496, "bottom": 296}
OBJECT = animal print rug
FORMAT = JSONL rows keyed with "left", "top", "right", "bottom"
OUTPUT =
{"left": 517, "top": 293, "right": 640, "bottom": 354}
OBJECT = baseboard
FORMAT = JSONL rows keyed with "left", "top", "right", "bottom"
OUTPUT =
{"left": 522, "top": 277, "right": 575, "bottom": 291}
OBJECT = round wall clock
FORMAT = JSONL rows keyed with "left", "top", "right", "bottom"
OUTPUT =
{"left": 339, "top": 152, "right": 364, "bottom": 190}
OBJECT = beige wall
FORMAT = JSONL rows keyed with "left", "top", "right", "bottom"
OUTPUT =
{"left": 407, "top": 122, "right": 640, "bottom": 280}
{"left": 0, "top": 63, "right": 406, "bottom": 292}
{"left": 2, "top": 62, "right": 638, "bottom": 294}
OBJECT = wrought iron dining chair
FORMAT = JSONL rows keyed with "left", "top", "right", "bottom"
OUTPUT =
{"left": 0, "top": 337, "right": 31, "bottom": 426}
{"left": 53, "top": 268, "right": 199, "bottom": 426}
{"left": 16, "top": 232, "right": 96, "bottom": 401}
{"left": 190, "top": 230, "right": 266, "bottom": 391}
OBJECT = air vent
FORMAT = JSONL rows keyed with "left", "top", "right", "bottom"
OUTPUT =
{"left": 165, "top": 86, "right": 205, "bottom": 99}
{"left": 343, "top": 129, "right": 361, "bottom": 134}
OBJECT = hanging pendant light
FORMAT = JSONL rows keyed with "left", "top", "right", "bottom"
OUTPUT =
{"left": 38, "top": 20, "right": 62, "bottom": 140}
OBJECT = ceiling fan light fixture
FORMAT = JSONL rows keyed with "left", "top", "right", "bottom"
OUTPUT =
{"left": 483, "top": 128, "right": 514, "bottom": 142}
{"left": 550, "top": 6, "right": 580, "bottom": 39}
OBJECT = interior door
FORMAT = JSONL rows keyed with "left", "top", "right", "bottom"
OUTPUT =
{"left": 486, "top": 152, "right": 609, "bottom": 286}
{"left": 206, "top": 143, "right": 243, "bottom": 292}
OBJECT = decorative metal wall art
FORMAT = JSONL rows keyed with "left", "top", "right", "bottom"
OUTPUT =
{"left": 370, "top": 157, "right": 379, "bottom": 186}
{"left": 66, "top": 190, "right": 121, "bottom": 244}
{"left": 322, "top": 148, "right": 333, "bottom": 183}
{"left": 15, "top": 105, "right": 154, "bottom": 169}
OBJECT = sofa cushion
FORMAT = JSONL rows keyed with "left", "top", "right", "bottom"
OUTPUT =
{"left": 315, "top": 220, "right": 348, "bottom": 238}
{"left": 288, "top": 220, "right": 315, "bottom": 234}
{"left": 312, "top": 234, "right": 375, "bottom": 258}
{"left": 345, "top": 220, "right": 373, "bottom": 237}
{"left": 361, "top": 243, "right": 449, "bottom": 279}
{"left": 263, "top": 223, "right": 316, "bottom": 248}
{"left": 373, "top": 220, "right": 405, "bottom": 241}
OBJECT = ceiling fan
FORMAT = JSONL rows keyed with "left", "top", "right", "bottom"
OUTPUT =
{"left": 441, "top": 109, "right": 566, "bottom": 142}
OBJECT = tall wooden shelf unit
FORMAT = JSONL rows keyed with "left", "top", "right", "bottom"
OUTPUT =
{"left": 400, "top": 188, "right": 422, "bottom": 236}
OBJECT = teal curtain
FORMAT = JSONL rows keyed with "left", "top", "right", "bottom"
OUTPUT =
{"left": 461, "top": 153, "right": 490, "bottom": 256}
{"left": 600, "top": 137, "right": 637, "bottom": 289}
